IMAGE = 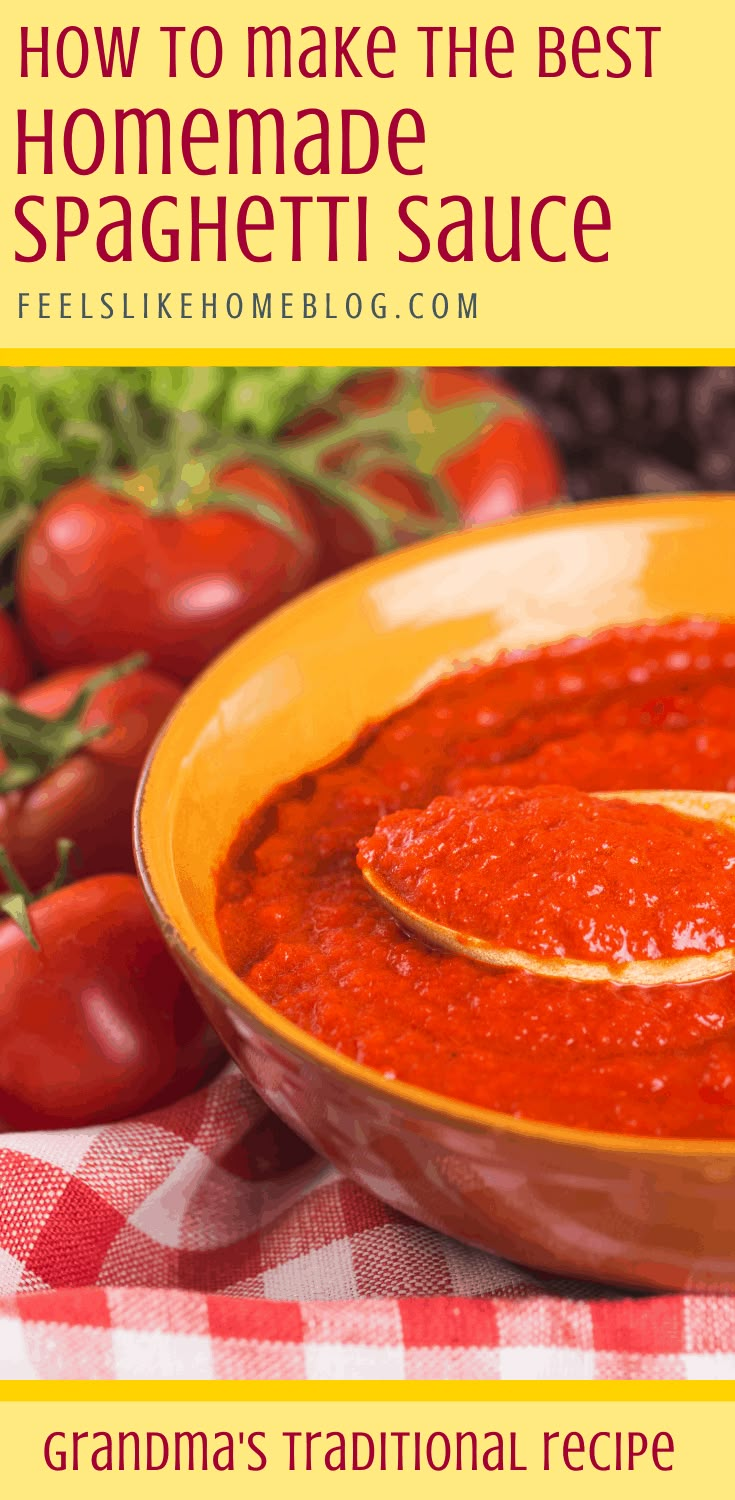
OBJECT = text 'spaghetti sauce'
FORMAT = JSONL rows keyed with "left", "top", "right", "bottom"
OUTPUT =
{"left": 216, "top": 619, "right": 735, "bottom": 1138}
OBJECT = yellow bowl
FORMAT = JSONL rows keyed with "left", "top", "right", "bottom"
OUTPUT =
{"left": 135, "top": 495, "right": 735, "bottom": 1293}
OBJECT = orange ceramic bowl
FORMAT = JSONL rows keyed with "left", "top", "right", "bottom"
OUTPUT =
{"left": 135, "top": 495, "right": 735, "bottom": 1293}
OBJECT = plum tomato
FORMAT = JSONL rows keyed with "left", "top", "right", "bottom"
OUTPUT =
{"left": 0, "top": 871, "right": 222, "bottom": 1130}
{"left": 16, "top": 461, "right": 320, "bottom": 681}
{"left": 0, "top": 656, "right": 180, "bottom": 888}
{"left": 285, "top": 367, "right": 565, "bottom": 575}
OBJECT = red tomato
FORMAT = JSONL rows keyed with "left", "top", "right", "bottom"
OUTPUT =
{"left": 286, "top": 368, "right": 565, "bottom": 575}
{"left": 0, "top": 874, "right": 222, "bottom": 1130}
{"left": 0, "top": 608, "right": 31, "bottom": 692}
{"left": 17, "top": 462, "right": 320, "bottom": 681}
{"left": 0, "top": 662, "right": 180, "bottom": 888}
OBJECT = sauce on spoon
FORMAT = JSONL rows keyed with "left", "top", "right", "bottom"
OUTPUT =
{"left": 358, "top": 787, "right": 735, "bottom": 986}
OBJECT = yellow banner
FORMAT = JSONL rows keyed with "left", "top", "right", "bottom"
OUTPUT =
{"left": 1, "top": 1388, "right": 733, "bottom": 1496}
{"left": 0, "top": 0, "right": 732, "bottom": 353}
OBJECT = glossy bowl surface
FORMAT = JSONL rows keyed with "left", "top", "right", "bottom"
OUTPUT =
{"left": 135, "top": 496, "right": 735, "bottom": 1291}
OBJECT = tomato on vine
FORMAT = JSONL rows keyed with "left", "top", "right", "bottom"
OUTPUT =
{"left": 0, "top": 850, "right": 222, "bottom": 1130}
{"left": 0, "top": 654, "right": 180, "bottom": 888}
{"left": 0, "top": 608, "right": 30, "bottom": 693}
{"left": 17, "top": 459, "right": 320, "bottom": 682}
{"left": 284, "top": 367, "right": 566, "bottom": 574}
{"left": 15, "top": 368, "right": 564, "bottom": 678}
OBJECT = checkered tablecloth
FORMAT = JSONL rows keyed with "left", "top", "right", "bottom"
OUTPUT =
{"left": 0, "top": 1063, "right": 733, "bottom": 1379}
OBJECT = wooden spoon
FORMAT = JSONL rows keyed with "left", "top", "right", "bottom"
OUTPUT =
{"left": 361, "top": 789, "right": 735, "bottom": 987}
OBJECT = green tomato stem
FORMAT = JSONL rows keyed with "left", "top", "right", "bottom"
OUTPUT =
{"left": 0, "top": 653, "right": 148, "bottom": 795}
{"left": 0, "top": 892, "right": 39, "bottom": 949}
{"left": 233, "top": 437, "right": 443, "bottom": 553}
{"left": 0, "top": 839, "right": 79, "bottom": 950}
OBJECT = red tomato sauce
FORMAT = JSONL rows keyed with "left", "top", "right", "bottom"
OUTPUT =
{"left": 216, "top": 619, "right": 735, "bottom": 1138}
{"left": 357, "top": 785, "right": 735, "bottom": 964}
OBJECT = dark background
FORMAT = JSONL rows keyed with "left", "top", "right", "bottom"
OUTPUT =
{"left": 499, "top": 367, "right": 735, "bottom": 502}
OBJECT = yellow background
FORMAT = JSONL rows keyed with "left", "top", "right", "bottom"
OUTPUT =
{"left": 3, "top": 1390, "right": 734, "bottom": 1496}
{"left": 0, "top": 0, "right": 732, "bottom": 353}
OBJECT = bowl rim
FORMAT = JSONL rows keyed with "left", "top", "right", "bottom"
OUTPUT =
{"left": 134, "top": 492, "right": 735, "bottom": 1161}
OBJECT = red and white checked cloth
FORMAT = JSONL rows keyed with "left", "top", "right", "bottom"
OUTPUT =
{"left": 1, "top": 1062, "right": 734, "bottom": 1380}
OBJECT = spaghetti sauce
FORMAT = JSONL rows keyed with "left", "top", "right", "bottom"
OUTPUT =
{"left": 357, "top": 785, "right": 735, "bottom": 963}
{"left": 216, "top": 619, "right": 735, "bottom": 1137}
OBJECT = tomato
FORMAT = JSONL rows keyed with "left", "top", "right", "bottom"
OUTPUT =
{"left": 0, "top": 608, "right": 31, "bottom": 692}
{"left": 285, "top": 368, "right": 565, "bottom": 575}
{"left": 0, "top": 873, "right": 222, "bottom": 1130}
{"left": 0, "top": 659, "right": 180, "bottom": 889}
{"left": 16, "top": 461, "right": 320, "bottom": 681}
